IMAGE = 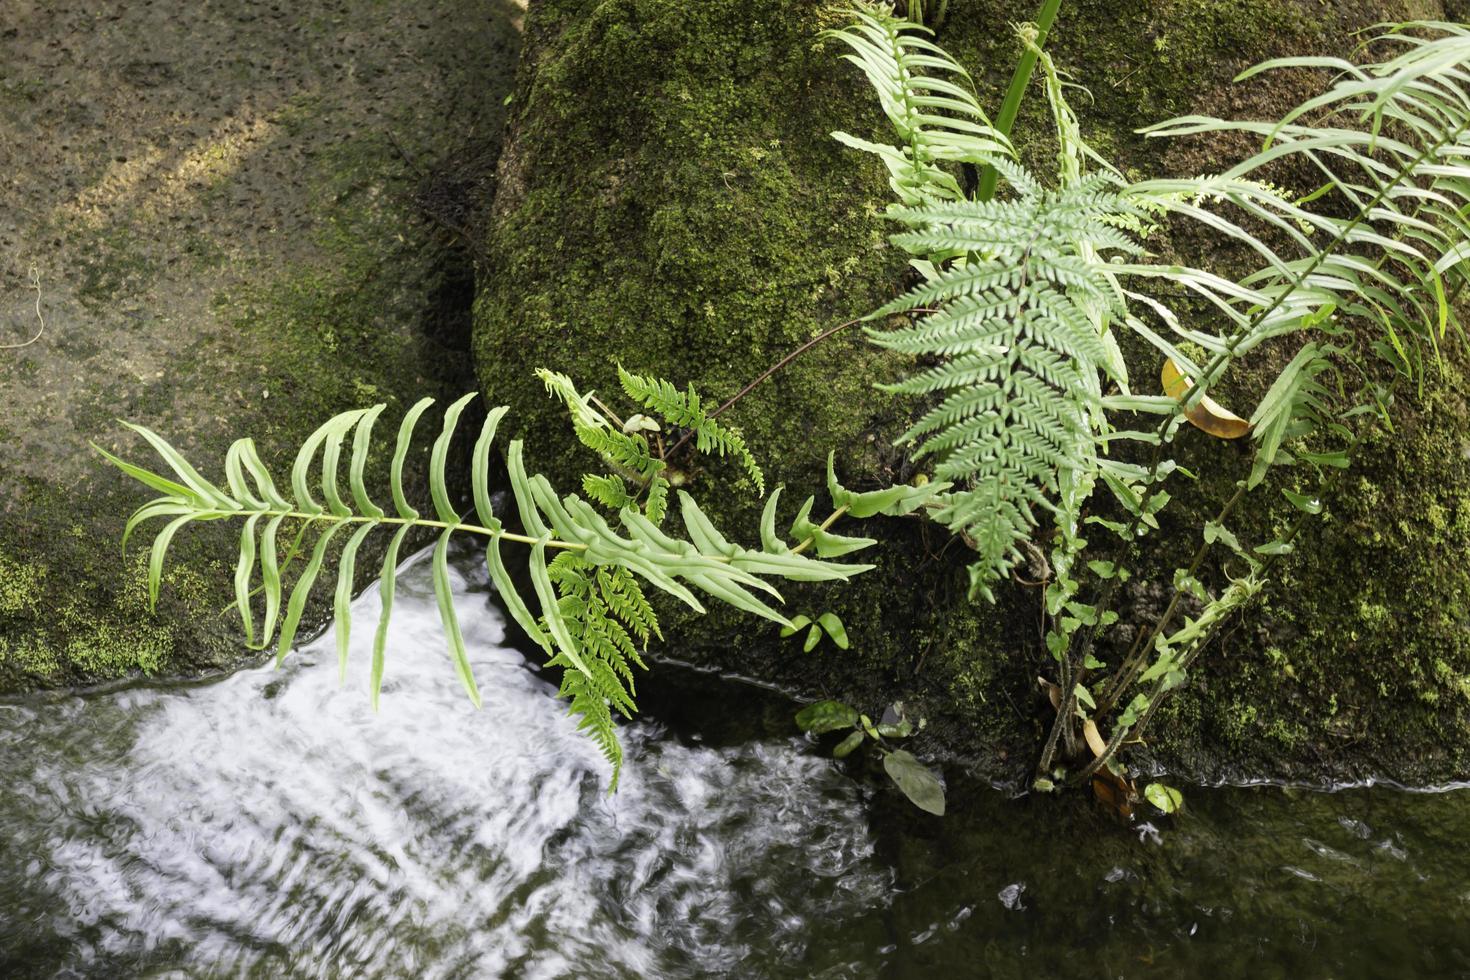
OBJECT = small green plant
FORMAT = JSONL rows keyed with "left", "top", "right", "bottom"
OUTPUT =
{"left": 99, "top": 382, "right": 901, "bottom": 787}
{"left": 795, "top": 699, "right": 944, "bottom": 814}
{"left": 780, "top": 612, "right": 850, "bottom": 652}
{"left": 100, "top": 368, "right": 950, "bottom": 788}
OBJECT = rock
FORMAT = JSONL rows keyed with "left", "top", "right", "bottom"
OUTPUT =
{"left": 475, "top": 0, "right": 1470, "bottom": 783}
{"left": 0, "top": 0, "right": 524, "bottom": 693}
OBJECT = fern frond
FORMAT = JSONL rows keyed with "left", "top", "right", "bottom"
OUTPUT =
{"left": 617, "top": 366, "right": 765, "bottom": 494}
{"left": 826, "top": 3, "right": 1012, "bottom": 205}
{"left": 99, "top": 392, "right": 873, "bottom": 788}
{"left": 866, "top": 174, "right": 1138, "bottom": 593}
{"left": 582, "top": 473, "right": 633, "bottom": 511}
{"left": 1132, "top": 23, "right": 1470, "bottom": 376}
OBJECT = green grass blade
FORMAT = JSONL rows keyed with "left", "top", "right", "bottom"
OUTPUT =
{"left": 235, "top": 513, "right": 262, "bottom": 645}
{"left": 349, "top": 403, "right": 388, "bottom": 520}
{"left": 334, "top": 522, "right": 377, "bottom": 683}
{"left": 275, "top": 522, "right": 346, "bottom": 666}
{"left": 391, "top": 398, "right": 436, "bottom": 520}
{"left": 433, "top": 528, "right": 482, "bottom": 707}
{"left": 472, "top": 406, "right": 510, "bottom": 528}
{"left": 371, "top": 524, "right": 413, "bottom": 709}
{"left": 430, "top": 393, "right": 478, "bottom": 524}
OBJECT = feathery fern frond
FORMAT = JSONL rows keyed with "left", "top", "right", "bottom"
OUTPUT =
{"left": 826, "top": 3, "right": 1012, "bottom": 205}
{"left": 100, "top": 392, "right": 874, "bottom": 788}
{"left": 866, "top": 174, "right": 1145, "bottom": 596}
{"left": 1132, "top": 22, "right": 1470, "bottom": 376}
{"left": 617, "top": 366, "right": 765, "bottom": 494}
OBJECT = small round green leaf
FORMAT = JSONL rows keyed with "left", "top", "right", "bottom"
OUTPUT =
{"left": 817, "top": 612, "right": 850, "bottom": 649}
{"left": 832, "top": 730, "right": 866, "bottom": 759}
{"left": 795, "top": 700, "right": 859, "bottom": 734}
{"left": 1144, "top": 782, "right": 1184, "bottom": 814}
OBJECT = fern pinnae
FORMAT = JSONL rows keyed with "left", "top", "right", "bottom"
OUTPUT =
{"left": 430, "top": 392, "right": 478, "bottom": 525}
{"left": 471, "top": 405, "right": 510, "bottom": 530}
{"left": 349, "top": 404, "right": 388, "bottom": 520}
{"left": 122, "top": 421, "right": 237, "bottom": 511}
{"left": 257, "top": 513, "right": 287, "bottom": 650}
{"left": 432, "top": 528, "right": 482, "bottom": 708}
{"left": 235, "top": 513, "right": 261, "bottom": 646}
{"left": 390, "top": 397, "right": 435, "bottom": 521}
{"left": 371, "top": 523, "right": 412, "bottom": 711}
{"left": 276, "top": 520, "right": 343, "bottom": 666}
{"left": 225, "top": 438, "right": 267, "bottom": 509}
{"left": 146, "top": 513, "right": 199, "bottom": 612}
{"left": 318, "top": 410, "right": 368, "bottom": 517}
{"left": 334, "top": 522, "right": 376, "bottom": 683}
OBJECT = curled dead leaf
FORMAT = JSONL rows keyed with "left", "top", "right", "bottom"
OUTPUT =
{"left": 1161, "top": 358, "right": 1251, "bottom": 440}
{"left": 1082, "top": 718, "right": 1108, "bottom": 759}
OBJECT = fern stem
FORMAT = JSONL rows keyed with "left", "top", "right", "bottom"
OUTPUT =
{"left": 221, "top": 509, "right": 591, "bottom": 552}
{"left": 662, "top": 315, "right": 868, "bottom": 463}
{"left": 790, "top": 504, "right": 851, "bottom": 557}
{"left": 1091, "top": 482, "right": 1247, "bottom": 718}
{"left": 975, "top": 0, "right": 1064, "bottom": 202}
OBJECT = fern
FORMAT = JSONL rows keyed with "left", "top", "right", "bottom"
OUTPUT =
{"left": 617, "top": 366, "right": 765, "bottom": 494}
{"left": 863, "top": 172, "right": 1146, "bottom": 597}
{"left": 825, "top": 3, "right": 1012, "bottom": 206}
{"left": 98, "top": 393, "right": 874, "bottom": 788}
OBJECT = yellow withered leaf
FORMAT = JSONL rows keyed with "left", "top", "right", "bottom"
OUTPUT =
{"left": 1161, "top": 358, "right": 1251, "bottom": 440}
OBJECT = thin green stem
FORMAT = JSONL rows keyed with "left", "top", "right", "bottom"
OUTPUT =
{"left": 975, "top": 0, "right": 1063, "bottom": 202}
{"left": 790, "top": 505, "right": 851, "bottom": 556}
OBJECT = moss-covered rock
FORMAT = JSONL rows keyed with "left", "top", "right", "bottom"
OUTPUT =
{"left": 0, "top": 0, "right": 523, "bottom": 693}
{"left": 475, "top": 0, "right": 1468, "bottom": 783}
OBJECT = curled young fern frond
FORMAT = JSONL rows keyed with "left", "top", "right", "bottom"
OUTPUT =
{"left": 99, "top": 393, "right": 873, "bottom": 788}
{"left": 826, "top": 3, "right": 1012, "bottom": 205}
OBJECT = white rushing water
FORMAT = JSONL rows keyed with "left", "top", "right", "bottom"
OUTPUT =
{"left": 0, "top": 547, "right": 893, "bottom": 978}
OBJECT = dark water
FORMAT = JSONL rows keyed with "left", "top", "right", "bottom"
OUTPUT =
{"left": 1, "top": 549, "right": 1466, "bottom": 978}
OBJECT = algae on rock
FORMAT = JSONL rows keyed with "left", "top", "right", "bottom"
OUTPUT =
{"left": 0, "top": 0, "right": 523, "bottom": 693}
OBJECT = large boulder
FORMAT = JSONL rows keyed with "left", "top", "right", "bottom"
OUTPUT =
{"left": 475, "top": 0, "right": 1470, "bottom": 782}
{"left": 0, "top": 0, "right": 523, "bottom": 692}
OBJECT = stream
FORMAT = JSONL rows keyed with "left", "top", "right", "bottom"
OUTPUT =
{"left": 1, "top": 547, "right": 1467, "bottom": 978}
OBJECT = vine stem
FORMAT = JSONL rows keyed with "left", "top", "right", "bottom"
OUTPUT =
{"left": 662, "top": 315, "right": 866, "bottom": 462}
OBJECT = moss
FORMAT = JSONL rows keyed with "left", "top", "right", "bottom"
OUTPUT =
{"left": 0, "top": 550, "right": 47, "bottom": 617}
{"left": 477, "top": 0, "right": 1464, "bottom": 783}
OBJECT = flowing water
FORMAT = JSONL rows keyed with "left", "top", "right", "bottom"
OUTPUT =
{"left": 1, "top": 548, "right": 1467, "bottom": 978}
